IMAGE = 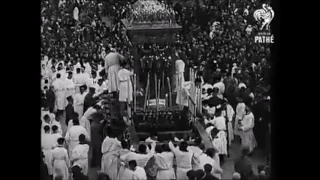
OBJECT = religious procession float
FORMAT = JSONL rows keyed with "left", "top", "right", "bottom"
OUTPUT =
{"left": 119, "top": 0, "right": 203, "bottom": 141}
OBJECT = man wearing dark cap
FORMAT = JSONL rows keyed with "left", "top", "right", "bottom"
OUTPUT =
{"left": 46, "top": 85, "right": 56, "bottom": 113}
{"left": 65, "top": 96, "right": 75, "bottom": 126}
{"left": 83, "top": 86, "right": 99, "bottom": 113}
{"left": 71, "top": 165, "right": 89, "bottom": 180}
{"left": 252, "top": 92, "right": 270, "bottom": 158}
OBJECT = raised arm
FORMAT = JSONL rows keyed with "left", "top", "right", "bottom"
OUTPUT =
{"left": 168, "top": 141, "right": 179, "bottom": 155}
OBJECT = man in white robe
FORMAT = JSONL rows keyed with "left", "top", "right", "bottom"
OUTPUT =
{"left": 85, "top": 71, "right": 98, "bottom": 88}
{"left": 198, "top": 149, "right": 223, "bottom": 179}
{"left": 51, "top": 125, "right": 63, "bottom": 148}
{"left": 52, "top": 73, "right": 66, "bottom": 117}
{"left": 73, "top": 85, "right": 87, "bottom": 119}
{"left": 131, "top": 142, "right": 156, "bottom": 167}
{"left": 234, "top": 98, "right": 246, "bottom": 137}
{"left": 70, "top": 134, "right": 90, "bottom": 175}
{"left": 64, "top": 72, "right": 76, "bottom": 98}
{"left": 222, "top": 102, "right": 235, "bottom": 145}
{"left": 118, "top": 66, "right": 133, "bottom": 103}
{"left": 103, "top": 49, "right": 123, "bottom": 95}
{"left": 52, "top": 138, "right": 70, "bottom": 180}
{"left": 206, "top": 109, "right": 228, "bottom": 157}
{"left": 154, "top": 144, "right": 176, "bottom": 180}
{"left": 213, "top": 78, "right": 225, "bottom": 99}
{"left": 129, "top": 160, "right": 147, "bottom": 180}
{"left": 93, "top": 79, "right": 107, "bottom": 97}
{"left": 239, "top": 107, "right": 257, "bottom": 153}
{"left": 73, "top": 68, "right": 88, "bottom": 94}
{"left": 65, "top": 119, "right": 90, "bottom": 157}
{"left": 101, "top": 135, "right": 122, "bottom": 179}
{"left": 73, "top": 68, "right": 83, "bottom": 85}
{"left": 168, "top": 141, "right": 197, "bottom": 180}
{"left": 41, "top": 125, "right": 55, "bottom": 176}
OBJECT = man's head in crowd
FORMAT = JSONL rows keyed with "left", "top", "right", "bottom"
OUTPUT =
{"left": 91, "top": 71, "right": 97, "bottom": 79}
{"left": 79, "top": 134, "right": 86, "bottom": 144}
{"left": 73, "top": 119, "right": 80, "bottom": 126}
{"left": 128, "top": 160, "right": 137, "bottom": 171}
{"left": 179, "top": 141, "right": 189, "bottom": 152}
{"left": 43, "top": 125, "right": 50, "bottom": 134}
{"left": 43, "top": 114, "right": 51, "bottom": 123}
{"left": 51, "top": 125, "right": 58, "bottom": 133}
{"left": 97, "top": 78, "right": 104, "bottom": 86}
{"left": 204, "top": 164, "right": 213, "bottom": 174}
{"left": 121, "top": 140, "right": 129, "bottom": 150}
{"left": 67, "top": 71, "right": 73, "bottom": 79}
{"left": 56, "top": 73, "right": 61, "bottom": 79}
{"left": 138, "top": 144, "right": 147, "bottom": 154}
{"left": 80, "top": 85, "right": 87, "bottom": 94}
{"left": 89, "top": 87, "right": 95, "bottom": 94}
{"left": 57, "top": 137, "right": 65, "bottom": 146}
{"left": 76, "top": 68, "right": 81, "bottom": 74}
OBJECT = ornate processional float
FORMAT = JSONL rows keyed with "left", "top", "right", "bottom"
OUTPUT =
{"left": 119, "top": 0, "right": 203, "bottom": 142}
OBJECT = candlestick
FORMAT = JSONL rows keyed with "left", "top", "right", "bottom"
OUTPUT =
{"left": 155, "top": 74, "right": 158, "bottom": 113}
{"left": 134, "top": 74, "right": 137, "bottom": 113}
{"left": 144, "top": 73, "right": 150, "bottom": 111}
{"left": 167, "top": 77, "right": 172, "bottom": 109}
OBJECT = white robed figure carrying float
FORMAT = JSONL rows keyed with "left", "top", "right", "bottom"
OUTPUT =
{"left": 101, "top": 132, "right": 122, "bottom": 180}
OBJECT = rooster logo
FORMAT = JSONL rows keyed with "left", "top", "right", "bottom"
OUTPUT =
{"left": 253, "top": 4, "right": 274, "bottom": 31}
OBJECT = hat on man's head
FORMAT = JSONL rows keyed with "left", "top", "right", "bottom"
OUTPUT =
{"left": 71, "top": 165, "right": 82, "bottom": 174}
{"left": 89, "top": 86, "right": 96, "bottom": 91}
{"left": 66, "top": 96, "right": 73, "bottom": 101}
{"left": 80, "top": 85, "right": 87, "bottom": 89}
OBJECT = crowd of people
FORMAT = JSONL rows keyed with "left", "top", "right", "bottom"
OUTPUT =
{"left": 41, "top": 0, "right": 271, "bottom": 180}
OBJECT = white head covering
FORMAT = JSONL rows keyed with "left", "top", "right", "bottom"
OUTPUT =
{"left": 232, "top": 173, "right": 241, "bottom": 180}
{"left": 175, "top": 59, "right": 185, "bottom": 73}
{"left": 239, "top": 83, "right": 247, "bottom": 89}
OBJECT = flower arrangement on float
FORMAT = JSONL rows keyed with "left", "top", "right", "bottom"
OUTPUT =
{"left": 128, "top": 0, "right": 176, "bottom": 24}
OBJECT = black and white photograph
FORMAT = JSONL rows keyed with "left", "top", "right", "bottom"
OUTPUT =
{"left": 41, "top": 0, "right": 274, "bottom": 179}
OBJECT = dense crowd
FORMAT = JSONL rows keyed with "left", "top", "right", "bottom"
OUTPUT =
{"left": 41, "top": 0, "right": 271, "bottom": 180}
